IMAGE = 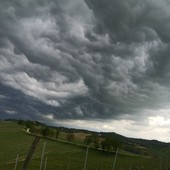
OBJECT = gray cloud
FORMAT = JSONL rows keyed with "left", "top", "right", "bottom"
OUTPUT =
{"left": 1, "top": 0, "right": 170, "bottom": 128}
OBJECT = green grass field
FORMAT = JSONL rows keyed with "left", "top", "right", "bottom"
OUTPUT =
{"left": 1, "top": 121, "right": 170, "bottom": 170}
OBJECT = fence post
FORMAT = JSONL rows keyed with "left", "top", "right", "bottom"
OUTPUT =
{"left": 44, "top": 157, "right": 47, "bottom": 170}
{"left": 14, "top": 154, "right": 19, "bottom": 170}
{"left": 40, "top": 142, "right": 46, "bottom": 170}
{"left": 22, "top": 136, "right": 40, "bottom": 170}
{"left": 83, "top": 146, "right": 89, "bottom": 170}
{"left": 112, "top": 148, "right": 119, "bottom": 170}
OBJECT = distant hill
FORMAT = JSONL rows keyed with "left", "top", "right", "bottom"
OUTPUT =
{"left": 5, "top": 118, "right": 170, "bottom": 148}
{"left": 51, "top": 127, "right": 170, "bottom": 149}
{"left": 100, "top": 131, "right": 170, "bottom": 148}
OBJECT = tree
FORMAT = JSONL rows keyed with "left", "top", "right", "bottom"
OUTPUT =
{"left": 111, "top": 139, "right": 121, "bottom": 151}
{"left": 55, "top": 130, "right": 60, "bottom": 139}
{"left": 49, "top": 129, "right": 55, "bottom": 138}
{"left": 104, "top": 137, "right": 112, "bottom": 151}
{"left": 101, "top": 140, "right": 106, "bottom": 150}
{"left": 84, "top": 135, "right": 93, "bottom": 145}
{"left": 101, "top": 137, "right": 121, "bottom": 152}
{"left": 41, "top": 127, "right": 50, "bottom": 138}
{"left": 66, "top": 133, "right": 75, "bottom": 142}
{"left": 25, "top": 121, "right": 34, "bottom": 129}
{"left": 92, "top": 135, "right": 99, "bottom": 148}
{"left": 18, "top": 119, "right": 24, "bottom": 125}
{"left": 29, "top": 125, "right": 36, "bottom": 133}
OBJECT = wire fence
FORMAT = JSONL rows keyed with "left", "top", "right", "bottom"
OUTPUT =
{"left": 1, "top": 122, "right": 170, "bottom": 170}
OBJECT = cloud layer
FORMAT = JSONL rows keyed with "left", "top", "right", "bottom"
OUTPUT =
{"left": 1, "top": 0, "right": 170, "bottom": 140}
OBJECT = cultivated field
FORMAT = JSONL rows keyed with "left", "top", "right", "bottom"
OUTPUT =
{"left": 0, "top": 121, "right": 170, "bottom": 170}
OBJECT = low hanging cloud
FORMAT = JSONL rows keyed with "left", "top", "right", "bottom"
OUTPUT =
{"left": 1, "top": 0, "right": 170, "bottom": 136}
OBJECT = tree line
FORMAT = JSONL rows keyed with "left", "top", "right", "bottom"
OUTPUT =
{"left": 84, "top": 134, "right": 121, "bottom": 151}
{"left": 18, "top": 119, "right": 122, "bottom": 152}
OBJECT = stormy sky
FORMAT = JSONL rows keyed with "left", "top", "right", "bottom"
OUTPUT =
{"left": 1, "top": 0, "right": 170, "bottom": 141}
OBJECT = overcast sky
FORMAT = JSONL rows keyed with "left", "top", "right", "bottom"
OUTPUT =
{"left": 1, "top": 0, "right": 170, "bottom": 142}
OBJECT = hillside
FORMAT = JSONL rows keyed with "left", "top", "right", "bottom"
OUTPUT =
{"left": 49, "top": 123, "right": 170, "bottom": 149}
{"left": 1, "top": 120, "right": 170, "bottom": 169}
{"left": 100, "top": 131, "right": 170, "bottom": 147}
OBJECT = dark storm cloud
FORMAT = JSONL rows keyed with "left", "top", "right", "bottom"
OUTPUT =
{"left": 85, "top": 0, "right": 170, "bottom": 43}
{"left": 85, "top": 0, "right": 170, "bottom": 80}
{"left": 1, "top": 0, "right": 170, "bottom": 124}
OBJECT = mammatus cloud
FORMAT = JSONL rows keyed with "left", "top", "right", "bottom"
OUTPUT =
{"left": 1, "top": 0, "right": 170, "bottom": 141}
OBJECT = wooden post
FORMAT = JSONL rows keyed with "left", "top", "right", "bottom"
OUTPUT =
{"left": 112, "top": 148, "right": 119, "bottom": 170}
{"left": 22, "top": 136, "right": 40, "bottom": 170}
{"left": 44, "top": 157, "right": 47, "bottom": 170}
{"left": 40, "top": 142, "right": 46, "bottom": 170}
{"left": 83, "top": 146, "right": 89, "bottom": 170}
{"left": 14, "top": 154, "right": 19, "bottom": 170}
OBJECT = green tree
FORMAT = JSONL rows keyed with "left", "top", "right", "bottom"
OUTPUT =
{"left": 55, "top": 130, "right": 60, "bottom": 139}
{"left": 29, "top": 125, "right": 36, "bottom": 133}
{"left": 84, "top": 135, "right": 93, "bottom": 145}
{"left": 41, "top": 127, "right": 50, "bottom": 138}
{"left": 66, "top": 133, "right": 75, "bottom": 142}
{"left": 93, "top": 135, "right": 99, "bottom": 148}
{"left": 105, "top": 137, "right": 112, "bottom": 151}
{"left": 111, "top": 139, "right": 121, "bottom": 151}
{"left": 101, "top": 137, "right": 121, "bottom": 151}
{"left": 49, "top": 129, "right": 55, "bottom": 138}
{"left": 101, "top": 140, "right": 106, "bottom": 150}
{"left": 25, "top": 121, "right": 34, "bottom": 129}
{"left": 18, "top": 119, "right": 24, "bottom": 125}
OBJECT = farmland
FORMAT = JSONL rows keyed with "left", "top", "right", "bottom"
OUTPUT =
{"left": 1, "top": 121, "right": 170, "bottom": 170}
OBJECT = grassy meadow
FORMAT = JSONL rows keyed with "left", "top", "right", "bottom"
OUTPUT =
{"left": 0, "top": 121, "right": 170, "bottom": 170}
